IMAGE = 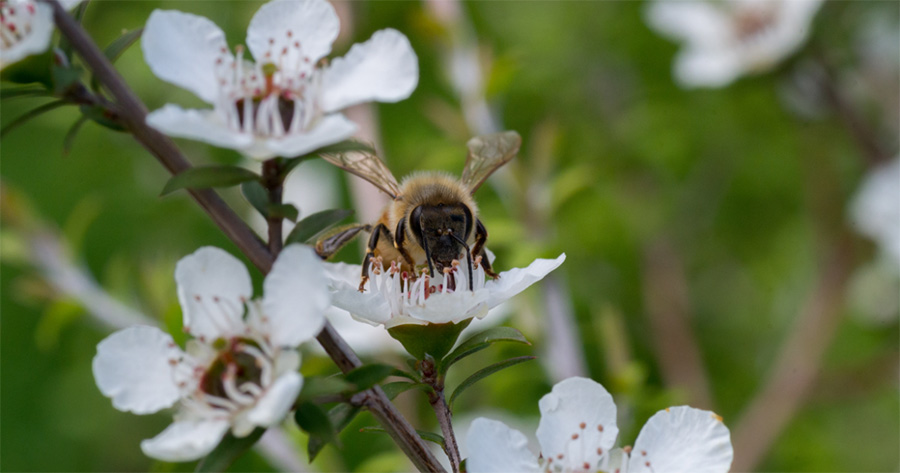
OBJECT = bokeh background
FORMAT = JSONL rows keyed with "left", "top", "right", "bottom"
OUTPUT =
{"left": 1, "top": 1, "right": 898, "bottom": 471}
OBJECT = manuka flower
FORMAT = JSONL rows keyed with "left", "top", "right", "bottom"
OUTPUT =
{"left": 324, "top": 254, "right": 565, "bottom": 328}
{"left": 141, "top": 0, "right": 418, "bottom": 160}
{"left": 851, "top": 157, "right": 900, "bottom": 268}
{"left": 93, "top": 245, "right": 329, "bottom": 462}
{"left": 0, "top": 0, "right": 82, "bottom": 69}
{"left": 467, "top": 377, "right": 733, "bottom": 473}
{"left": 645, "top": 0, "right": 822, "bottom": 88}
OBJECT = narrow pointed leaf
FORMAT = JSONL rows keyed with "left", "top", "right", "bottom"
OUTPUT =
{"left": 63, "top": 116, "right": 88, "bottom": 155}
{"left": 359, "top": 427, "right": 445, "bottom": 448}
{"left": 295, "top": 402, "right": 337, "bottom": 441}
{"left": 92, "top": 28, "right": 143, "bottom": 91}
{"left": 241, "top": 180, "right": 269, "bottom": 217}
{"left": 0, "top": 100, "right": 67, "bottom": 138}
{"left": 266, "top": 203, "right": 299, "bottom": 222}
{"left": 308, "top": 403, "right": 360, "bottom": 460}
{"left": 441, "top": 327, "right": 530, "bottom": 374}
{"left": 381, "top": 381, "right": 430, "bottom": 400}
{"left": 1, "top": 86, "right": 48, "bottom": 100}
{"left": 195, "top": 428, "right": 265, "bottom": 472}
{"left": 448, "top": 356, "right": 535, "bottom": 409}
{"left": 285, "top": 208, "right": 354, "bottom": 245}
{"left": 344, "top": 363, "right": 398, "bottom": 391}
{"left": 298, "top": 376, "right": 355, "bottom": 402}
{"left": 79, "top": 104, "right": 124, "bottom": 131}
{"left": 161, "top": 166, "right": 260, "bottom": 196}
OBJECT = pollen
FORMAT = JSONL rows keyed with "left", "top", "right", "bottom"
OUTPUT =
{"left": 579, "top": 422, "right": 586, "bottom": 429}
{"left": 597, "top": 424, "right": 604, "bottom": 432}
{"left": 571, "top": 433, "right": 579, "bottom": 440}
{"left": 712, "top": 413, "right": 724, "bottom": 422}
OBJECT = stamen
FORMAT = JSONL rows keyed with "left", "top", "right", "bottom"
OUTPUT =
{"left": 222, "top": 364, "right": 255, "bottom": 405}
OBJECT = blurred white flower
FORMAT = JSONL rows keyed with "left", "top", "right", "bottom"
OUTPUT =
{"left": 93, "top": 245, "right": 329, "bottom": 462}
{"left": 467, "top": 377, "right": 733, "bottom": 473}
{"left": 0, "top": 0, "right": 81, "bottom": 69}
{"left": 141, "top": 0, "right": 418, "bottom": 160}
{"left": 645, "top": 0, "right": 822, "bottom": 88}
{"left": 851, "top": 158, "right": 900, "bottom": 268}
{"left": 324, "top": 254, "right": 565, "bottom": 328}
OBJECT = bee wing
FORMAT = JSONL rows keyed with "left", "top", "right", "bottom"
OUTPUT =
{"left": 460, "top": 131, "right": 522, "bottom": 194}
{"left": 320, "top": 150, "right": 401, "bottom": 199}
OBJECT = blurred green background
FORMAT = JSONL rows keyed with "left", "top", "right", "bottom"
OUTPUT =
{"left": 1, "top": 1, "right": 897, "bottom": 471}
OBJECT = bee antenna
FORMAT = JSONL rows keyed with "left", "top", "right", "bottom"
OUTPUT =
{"left": 449, "top": 232, "right": 474, "bottom": 291}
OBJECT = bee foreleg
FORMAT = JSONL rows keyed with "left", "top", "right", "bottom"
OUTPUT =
{"left": 472, "top": 219, "right": 500, "bottom": 279}
{"left": 360, "top": 223, "right": 391, "bottom": 292}
{"left": 393, "top": 217, "right": 415, "bottom": 267}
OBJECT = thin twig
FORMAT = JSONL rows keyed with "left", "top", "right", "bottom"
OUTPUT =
{"left": 49, "top": 2, "right": 444, "bottom": 471}
{"left": 429, "top": 391, "right": 461, "bottom": 473}
{"left": 263, "top": 159, "right": 284, "bottom": 255}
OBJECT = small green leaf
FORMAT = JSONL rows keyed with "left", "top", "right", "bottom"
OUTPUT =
{"left": 308, "top": 403, "right": 360, "bottom": 460}
{"left": 295, "top": 402, "right": 337, "bottom": 442}
{"left": 241, "top": 180, "right": 268, "bottom": 217}
{"left": 162, "top": 166, "right": 260, "bottom": 196}
{"left": 359, "top": 427, "right": 445, "bottom": 448}
{"left": 448, "top": 356, "right": 536, "bottom": 409}
{"left": 195, "top": 428, "right": 265, "bottom": 472}
{"left": 1, "top": 50, "right": 54, "bottom": 88}
{"left": 63, "top": 116, "right": 88, "bottom": 155}
{"left": 344, "top": 363, "right": 398, "bottom": 391}
{"left": 298, "top": 376, "right": 354, "bottom": 401}
{"left": 388, "top": 319, "right": 472, "bottom": 361}
{"left": 0, "top": 100, "right": 67, "bottom": 138}
{"left": 441, "top": 327, "right": 530, "bottom": 374}
{"left": 1, "top": 85, "right": 48, "bottom": 100}
{"left": 92, "top": 28, "right": 143, "bottom": 91}
{"left": 381, "top": 381, "right": 429, "bottom": 400}
{"left": 52, "top": 64, "right": 83, "bottom": 95}
{"left": 285, "top": 208, "right": 354, "bottom": 245}
{"left": 78, "top": 104, "right": 124, "bottom": 131}
{"left": 267, "top": 203, "right": 299, "bottom": 222}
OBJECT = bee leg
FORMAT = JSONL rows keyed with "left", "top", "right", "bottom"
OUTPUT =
{"left": 393, "top": 217, "right": 416, "bottom": 268}
{"left": 472, "top": 219, "right": 500, "bottom": 279}
{"left": 359, "top": 223, "right": 391, "bottom": 292}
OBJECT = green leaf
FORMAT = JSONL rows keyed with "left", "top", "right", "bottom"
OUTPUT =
{"left": 360, "top": 427, "right": 445, "bottom": 449}
{"left": 381, "top": 381, "right": 429, "bottom": 400}
{"left": 91, "top": 28, "right": 143, "bottom": 91}
{"left": 295, "top": 402, "right": 337, "bottom": 442}
{"left": 285, "top": 208, "right": 354, "bottom": 245}
{"left": 388, "top": 319, "right": 472, "bottom": 361}
{"left": 281, "top": 140, "right": 376, "bottom": 178}
{"left": 1, "top": 85, "right": 49, "bottom": 100}
{"left": 78, "top": 104, "right": 124, "bottom": 131}
{"left": 441, "top": 327, "right": 530, "bottom": 374}
{"left": 298, "top": 375, "right": 354, "bottom": 401}
{"left": 161, "top": 166, "right": 260, "bottom": 196}
{"left": 63, "top": 116, "right": 88, "bottom": 155}
{"left": 308, "top": 403, "right": 361, "bottom": 460}
{"left": 448, "top": 356, "right": 536, "bottom": 409}
{"left": 344, "top": 363, "right": 398, "bottom": 391}
{"left": 0, "top": 100, "right": 67, "bottom": 138}
{"left": 1, "top": 50, "right": 54, "bottom": 88}
{"left": 195, "top": 428, "right": 265, "bottom": 472}
{"left": 241, "top": 180, "right": 268, "bottom": 217}
{"left": 52, "top": 65, "right": 83, "bottom": 95}
{"left": 266, "top": 203, "right": 299, "bottom": 222}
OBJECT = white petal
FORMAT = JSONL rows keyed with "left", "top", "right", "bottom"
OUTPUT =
{"left": 175, "top": 247, "right": 252, "bottom": 341}
{"left": 645, "top": 1, "right": 730, "bottom": 46}
{"left": 58, "top": 0, "right": 84, "bottom": 9}
{"left": 142, "top": 10, "right": 230, "bottom": 104}
{"left": 0, "top": 2, "right": 54, "bottom": 70}
{"left": 404, "top": 291, "right": 488, "bottom": 325}
{"left": 330, "top": 284, "right": 392, "bottom": 325}
{"left": 320, "top": 28, "right": 419, "bottom": 112}
{"left": 92, "top": 326, "right": 183, "bottom": 415}
{"left": 627, "top": 406, "right": 733, "bottom": 473}
{"left": 146, "top": 104, "right": 254, "bottom": 150}
{"left": 140, "top": 418, "right": 230, "bottom": 462}
{"left": 261, "top": 245, "right": 330, "bottom": 346}
{"left": 674, "top": 48, "right": 743, "bottom": 88}
{"left": 466, "top": 418, "right": 541, "bottom": 473}
{"left": 247, "top": 371, "right": 303, "bottom": 427}
{"left": 536, "top": 377, "right": 618, "bottom": 470}
{"left": 485, "top": 254, "right": 566, "bottom": 309}
{"left": 851, "top": 159, "right": 900, "bottom": 267}
{"left": 246, "top": 0, "right": 338, "bottom": 69}
{"left": 263, "top": 114, "right": 357, "bottom": 159}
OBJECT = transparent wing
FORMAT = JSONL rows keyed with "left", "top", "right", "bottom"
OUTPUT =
{"left": 320, "top": 150, "right": 401, "bottom": 199}
{"left": 460, "top": 131, "right": 522, "bottom": 193}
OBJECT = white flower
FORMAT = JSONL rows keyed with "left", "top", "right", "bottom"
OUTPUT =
{"left": 141, "top": 0, "right": 418, "bottom": 160}
{"left": 324, "top": 254, "right": 565, "bottom": 328}
{"left": 851, "top": 158, "right": 900, "bottom": 268}
{"left": 92, "top": 245, "right": 329, "bottom": 462}
{"left": 467, "top": 377, "right": 733, "bottom": 473}
{"left": 0, "top": 0, "right": 82, "bottom": 69}
{"left": 645, "top": 0, "right": 823, "bottom": 88}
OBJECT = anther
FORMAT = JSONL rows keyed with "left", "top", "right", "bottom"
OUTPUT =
{"left": 571, "top": 433, "right": 579, "bottom": 440}
{"left": 597, "top": 424, "right": 604, "bottom": 432}
{"left": 645, "top": 461, "right": 651, "bottom": 467}
{"left": 556, "top": 454, "right": 564, "bottom": 460}
{"left": 583, "top": 463, "right": 590, "bottom": 470}
{"left": 168, "top": 359, "right": 177, "bottom": 366}
{"left": 597, "top": 448, "right": 603, "bottom": 455}
{"left": 268, "top": 38, "right": 274, "bottom": 45}
{"left": 194, "top": 294, "right": 201, "bottom": 301}
{"left": 641, "top": 450, "right": 647, "bottom": 456}
{"left": 579, "top": 422, "right": 586, "bottom": 429}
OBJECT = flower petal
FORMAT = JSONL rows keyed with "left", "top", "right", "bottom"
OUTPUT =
{"left": 0, "top": 2, "right": 54, "bottom": 70}
{"left": 140, "top": 418, "right": 230, "bottom": 462}
{"left": 485, "top": 254, "right": 566, "bottom": 309}
{"left": 261, "top": 245, "right": 330, "bottom": 346}
{"left": 175, "top": 247, "right": 252, "bottom": 341}
{"left": 320, "top": 28, "right": 419, "bottom": 112}
{"left": 330, "top": 283, "right": 392, "bottom": 326}
{"left": 851, "top": 158, "right": 900, "bottom": 266}
{"left": 146, "top": 104, "right": 254, "bottom": 151}
{"left": 262, "top": 113, "right": 357, "bottom": 160}
{"left": 142, "top": 9, "right": 230, "bottom": 104}
{"left": 627, "top": 406, "right": 733, "bottom": 473}
{"left": 247, "top": 371, "right": 303, "bottom": 428}
{"left": 466, "top": 418, "right": 541, "bottom": 473}
{"left": 674, "top": 48, "right": 743, "bottom": 88}
{"left": 246, "top": 0, "right": 338, "bottom": 69}
{"left": 645, "top": 1, "right": 729, "bottom": 46}
{"left": 535, "top": 377, "right": 618, "bottom": 470}
{"left": 92, "top": 325, "right": 183, "bottom": 414}
{"left": 403, "top": 291, "right": 488, "bottom": 326}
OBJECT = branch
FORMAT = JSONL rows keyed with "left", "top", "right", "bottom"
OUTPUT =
{"left": 49, "top": 3, "right": 444, "bottom": 471}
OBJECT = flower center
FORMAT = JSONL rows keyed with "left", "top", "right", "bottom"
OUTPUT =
{"left": 365, "top": 256, "right": 487, "bottom": 316}
{"left": 732, "top": 4, "right": 777, "bottom": 42}
{"left": 199, "top": 338, "right": 266, "bottom": 400}
{"left": 0, "top": 1, "right": 37, "bottom": 49}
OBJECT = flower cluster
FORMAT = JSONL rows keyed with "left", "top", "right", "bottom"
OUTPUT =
{"left": 93, "top": 245, "right": 329, "bottom": 461}
{"left": 467, "top": 377, "right": 734, "bottom": 473}
{"left": 645, "top": 0, "right": 822, "bottom": 88}
{"left": 141, "top": 0, "right": 418, "bottom": 160}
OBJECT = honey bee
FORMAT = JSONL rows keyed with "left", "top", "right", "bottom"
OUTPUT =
{"left": 316, "top": 131, "right": 522, "bottom": 292}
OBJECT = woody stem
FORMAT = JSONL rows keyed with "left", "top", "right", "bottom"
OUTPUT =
{"left": 262, "top": 159, "right": 285, "bottom": 256}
